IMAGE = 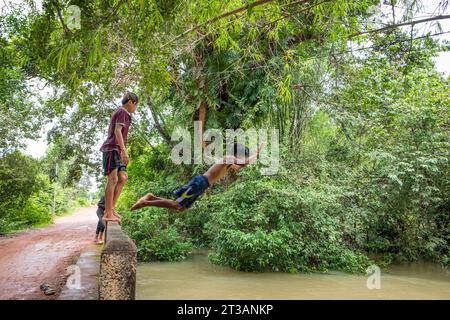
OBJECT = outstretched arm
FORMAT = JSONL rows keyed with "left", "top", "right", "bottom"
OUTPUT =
{"left": 233, "top": 143, "right": 265, "bottom": 168}
{"left": 245, "top": 143, "right": 265, "bottom": 164}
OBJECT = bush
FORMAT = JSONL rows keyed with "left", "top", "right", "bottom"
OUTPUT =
{"left": 0, "top": 151, "right": 42, "bottom": 232}
{"left": 23, "top": 193, "right": 52, "bottom": 226}
{"left": 0, "top": 151, "right": 91, "bottom": 233}
{"left": 77, "top": 197, "right": 90, "bottom": 207}
{"left": 190, "top": 166, "right": 372, "bottom": 273}
{"left": 53, "top": 186, "right": 89, "bottom": 216}
{"left": 122, "top": 208, "right": 193, "bottom": 262}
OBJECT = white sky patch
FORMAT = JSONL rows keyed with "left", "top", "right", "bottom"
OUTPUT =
{"left": 434, "top": 51, "right": 450, "bottom": 76}
{"left": 21, "top": 78, "right": 53, "bottom": 158}
{"left": 23, "top": 137, "right": 47, "bottom": 158}
{"left": 1, "top": 0, "right": 43, "bottom": 14}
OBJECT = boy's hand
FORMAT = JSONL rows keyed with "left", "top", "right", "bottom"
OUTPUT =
{"left": 257, "top": 142, "right": 266, "bottom": 154}
{"left": 242, "top": 143, "right": 265, "bottom": 165}
{"left": 231, "top": 164, "right": 244, "bottom": 171}
{"left": 121, "top": 150, "right": 129, "bottom": 165}
{"left": 223, "top": 155, "right": 237, "bottom": 164}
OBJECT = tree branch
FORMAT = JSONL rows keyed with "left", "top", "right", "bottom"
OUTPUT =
{"left": 52, "top": 0, "right": 71, "bottom": 35}
{"left": 147, "top": 97, "right": 174, "bottom": 146}
{"left": 162, "top": 0, "right": 276, "bottom": 48}
{"left": 262, "top": 0, "right": 330, "bottom": 30}
{"left": 350, "top": 14, "right": 450, "bottom": 38}
{"left": 101, "top": 0, "right": 127, "bottom": 24}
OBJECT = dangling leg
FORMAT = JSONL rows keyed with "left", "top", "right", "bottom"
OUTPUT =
{"left": 130, "top": 193, "right": 183, "bottom": 211}
{"left": 132, "top": 192, "right": 161, "bottom": 205}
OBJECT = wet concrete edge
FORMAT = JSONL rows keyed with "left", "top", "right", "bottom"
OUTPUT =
{"left": 58, "top": 244, "right": 102, "bottom": 300}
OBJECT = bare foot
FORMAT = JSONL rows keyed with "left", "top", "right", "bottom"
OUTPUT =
{"left": 113, "top": 213, "right": 122, "bottom": 226}
{"left": 142, "top": 193, "right": 156, "bottom": 201}
{"left": 130, "top": 193, "right": 155, "bottom": 211}
{"left": 112, "top": 209, "right": 122, "bottom": 220}
{"left": 102, "top": 214, "right": 120, "bottom": 223}
{"left": 130, "top": 200, "right": 149, "bottom": 211}
{"left": 96, "top": 240, "right": 104, "bottom": 245}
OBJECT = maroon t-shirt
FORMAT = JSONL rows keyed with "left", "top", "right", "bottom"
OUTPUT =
{"left": 100, "top": 107, "right": 132, "bottom": 152}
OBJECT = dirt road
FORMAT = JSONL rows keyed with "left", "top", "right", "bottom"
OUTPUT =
{"left": 0, "top": 206, "right": 99, "bottom": 300}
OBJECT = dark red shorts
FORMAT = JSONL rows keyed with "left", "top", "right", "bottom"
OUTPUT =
{"left": 102, "top": 150, "right": 126, "bottom": 176}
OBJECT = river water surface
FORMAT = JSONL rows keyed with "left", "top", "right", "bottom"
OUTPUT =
{"left": 136, "top": 251, "right": 450, "bottom": 299}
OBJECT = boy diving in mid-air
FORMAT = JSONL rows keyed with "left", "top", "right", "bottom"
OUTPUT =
{"left": 130, "top": 143, "right": 264, "bottom": 212}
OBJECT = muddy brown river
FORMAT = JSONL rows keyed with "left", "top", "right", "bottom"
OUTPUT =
{"left": 136, "top": 251, "right": 450, "bottom": 300}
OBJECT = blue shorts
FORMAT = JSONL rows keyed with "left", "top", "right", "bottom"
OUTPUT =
{"left": 174, "top": 175, "right": 210, "bottom": 208}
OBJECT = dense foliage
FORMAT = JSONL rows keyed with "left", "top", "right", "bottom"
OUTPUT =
{"left": 1, "top": 0, "right": 448, "bottom": 271}
{"left": 0, "top": 150, "right": 90, "bottom": 233}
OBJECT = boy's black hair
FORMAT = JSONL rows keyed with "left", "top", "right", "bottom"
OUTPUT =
{"left": 122, "top": 91, "right": 139, "bottom": 105}
{"left": 233, "top": 142, "right": 249, "bottom": 158}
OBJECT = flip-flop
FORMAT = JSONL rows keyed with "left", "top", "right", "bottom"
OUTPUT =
{"left": 40, "top": 283, "right": 50, "bottom": 291}
{"left": 44, "top": 288, "right": 55, "bottom": 295}
{"left": 40, "top": 283, "right": 55, "bottom": 295}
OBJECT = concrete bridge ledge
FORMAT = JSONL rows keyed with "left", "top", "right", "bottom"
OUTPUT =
{"left": 99, "top": 221, "right": 137, "bottom": 300}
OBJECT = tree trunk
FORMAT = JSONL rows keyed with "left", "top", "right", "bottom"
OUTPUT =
{"left": 193, "top": 47, "right": 208, "bottom": 147}
{"left": 198, "top": 100, "right": 207, "bottom": 147}
{"left": 147, "top": 97, "right": 173, "bottom": 146}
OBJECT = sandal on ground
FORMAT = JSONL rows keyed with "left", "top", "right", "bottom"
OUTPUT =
{"left": 40, "top": 283, "right": 55, "bottom": 295}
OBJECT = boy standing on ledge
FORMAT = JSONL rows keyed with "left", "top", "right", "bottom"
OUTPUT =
{"left": 101, "top": 92, "right": 139, "bottom": 222}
